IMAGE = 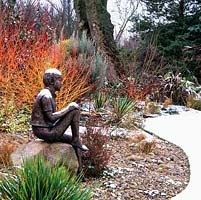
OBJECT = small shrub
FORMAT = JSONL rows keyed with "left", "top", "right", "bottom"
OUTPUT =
{"left": 0, "top": 107, "right": 31, "bottom": 133}
{"left": 91, "top": 51, "right": 107, "bottom": 86}
{"left": 0, "top": 156, "right": 91, "bottom": 200}
{"left": 0, "top": 94, "right": 30, "bottom": 132}
{"left": 78, "top": 32, "right": 94, "bottom": 57}
{"left": 122, "top": 75, "right": 161, "bottom": 101}
{"left": 157, "top": 72, "right": 198, "bottom": 105}
{"left": 120, "top": 113, "right": 144, "bottom": 129}
{"left": 69, "top": 33, "right": 107, "bottom": 87}
{"left": 81, "top": 126, "right": 111, "bottom": 177}
{"left": 0, "top": 98, "right": 16, "bottom": 132}
{"left": 144, "top": 101, "right": 161, "bottom": 115}
{"left": 0, "top": 140, "right": 16, "bottom": 166}
{"left": 84, "top": 114, "right": 108, "bottom": 127}
{"left": 187, "top": 98, "right": 201, "bottom": 111}
{"left": 117, "top": 43, "right": 165, "bottom": 101}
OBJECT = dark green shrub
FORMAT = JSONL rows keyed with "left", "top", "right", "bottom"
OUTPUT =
{"left": 0, "top": 156, "right": 91, "bottom": 200}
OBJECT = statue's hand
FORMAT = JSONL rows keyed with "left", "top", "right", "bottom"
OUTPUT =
{"left": 68, "top": 102, "right": 79, "bottom": 111}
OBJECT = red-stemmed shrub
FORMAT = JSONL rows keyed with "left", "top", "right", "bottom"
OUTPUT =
{"left": 0, "top": 9, "right": 94, "bottom": 114}
{"left": 81, "top": 124, "right": 111, "bottom": 177}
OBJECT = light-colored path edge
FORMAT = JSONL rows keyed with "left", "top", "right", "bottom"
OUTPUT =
{"left": 144, "top": 109, "right": 201, "bottom": 200}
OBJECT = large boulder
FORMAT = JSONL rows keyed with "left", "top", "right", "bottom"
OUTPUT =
{"left": 10, "top": 139, "right": 79, "bottom": 174}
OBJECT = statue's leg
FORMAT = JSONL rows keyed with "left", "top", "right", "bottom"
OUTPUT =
{"left": 57, "top": 134, "right": 83, "bottom": 174}
{"left": 69, "top": 109, "right": 80, "bottom": 143}
{"left": 54, "top": 109, "right": 88, "bottom": 151}
{"left": 73, "top": 147, "right": 83, "bottom": 174}
{"left": 32, "top": 126, "right": 58, "bottom": 142}
{"left": 53, "top": 109, "right": 80, "bottom": 139}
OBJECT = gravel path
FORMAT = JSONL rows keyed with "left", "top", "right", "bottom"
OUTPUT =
{"left": 84, "top": 129, "right": 190, "bottom": 200}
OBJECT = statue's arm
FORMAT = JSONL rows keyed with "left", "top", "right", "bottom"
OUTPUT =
{"left": 44, "top": 102, "right": 79, "bottom": 122}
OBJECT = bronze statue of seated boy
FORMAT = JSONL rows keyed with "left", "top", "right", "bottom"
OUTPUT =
{"left": 31, "top": 68, "right": 88, "bottom": 172}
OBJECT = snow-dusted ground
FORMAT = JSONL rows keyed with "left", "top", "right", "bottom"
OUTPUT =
{"left": 144, "top": 107, "right": 201, "bottom": 200}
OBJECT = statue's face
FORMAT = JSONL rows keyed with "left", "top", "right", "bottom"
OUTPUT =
{"left": 53, "top": 74, "right": 62, "bottom": 91}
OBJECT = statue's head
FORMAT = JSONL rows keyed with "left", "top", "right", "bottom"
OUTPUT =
{"left": 43, "top": 68, "right": 62, "bottom": 91}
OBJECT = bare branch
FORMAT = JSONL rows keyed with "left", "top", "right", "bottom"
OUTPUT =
{"left": 114, "top": 0, "right": 141, "bottom": 42}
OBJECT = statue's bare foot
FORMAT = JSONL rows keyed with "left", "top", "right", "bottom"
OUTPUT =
{"left": 71, "top": 141, "right": 89, "bottom": 151}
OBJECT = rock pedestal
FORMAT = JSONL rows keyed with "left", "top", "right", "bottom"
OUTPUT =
{"left": 10, "top": 140, "right": 79, "bottom": 174}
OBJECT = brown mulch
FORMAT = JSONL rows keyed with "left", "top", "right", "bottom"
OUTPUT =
{"left": 0, "top": 130, "right": 190, "bottom": 200}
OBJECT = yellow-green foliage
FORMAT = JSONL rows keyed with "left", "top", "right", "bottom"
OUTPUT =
{"left": 144, "top": 101, "right": 161, "bottom": 114}
{"left": 187, "top": 98, "right": 201, "bottom": 111}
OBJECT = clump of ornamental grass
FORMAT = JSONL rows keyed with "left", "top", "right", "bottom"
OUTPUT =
{"left": 0, "top": 140, "right": 16, "bottom": 167}
{"left": 135, "top": 138, "right": 158, "bottom": 154}
{"left": 94, "top": 91, "right": 110, "bottom": 111}
{"left": 112, "top": 96, "right": 136, "bottom": 122}
{"left": 0, "top": 156, "right": 91, "bottom": 200}
{"left": 162, "top": 97, "right": 173, "bottom": 109}
{"left": 129, "top": 133, "right": 158, "bottom": 154}
{"left": 120, "top": 112, "right": 144, "bottom": 130}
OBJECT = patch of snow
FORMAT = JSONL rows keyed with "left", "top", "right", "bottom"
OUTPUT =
{"left": 45, "top": 68, "right": 62, "bottom": 76}
{"left": 38, "top": 88, "right": 52, "bottom": 98}
{"left": 144, "top": 106, "right": 201, "bottom": 200}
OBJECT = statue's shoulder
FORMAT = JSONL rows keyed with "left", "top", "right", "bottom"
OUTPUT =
{"left": 37, "top": 89, "right": 52, "bottom": 99}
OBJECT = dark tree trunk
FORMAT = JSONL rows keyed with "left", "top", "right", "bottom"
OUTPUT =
{"left": 74, "top": 0, "right": 122, "bottom": 81}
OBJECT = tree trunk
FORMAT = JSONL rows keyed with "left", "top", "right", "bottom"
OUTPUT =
{"left": 74, "top": 0, "right": 122, "bottom": 81}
